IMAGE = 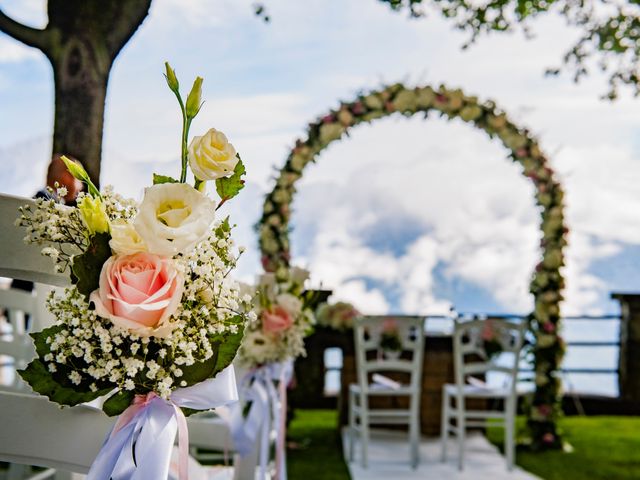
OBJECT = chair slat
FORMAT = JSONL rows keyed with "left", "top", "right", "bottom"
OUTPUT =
{"left": 0, "top": 194, "right": 69, "bottom": 286}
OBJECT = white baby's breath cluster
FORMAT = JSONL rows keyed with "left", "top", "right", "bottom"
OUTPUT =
{"left": 16, "top": 195, "right": 87, "bottom": 273}
{"left": 24, "top": 190, "right": 250, "bottom": 399}
{"left": 238, "top": 267, "right": 315, "bottom": 367}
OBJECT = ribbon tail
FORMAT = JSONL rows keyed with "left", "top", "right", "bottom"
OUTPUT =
{"left": 86, "top": 421, "right": 138, "bottom": 480}
{"left": 130, "top": 400, "right": 178, "bottom": 480}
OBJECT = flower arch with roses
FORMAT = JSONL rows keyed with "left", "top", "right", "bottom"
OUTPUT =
{"left": 257, "top": 83, "right": 568, "bottom": 449}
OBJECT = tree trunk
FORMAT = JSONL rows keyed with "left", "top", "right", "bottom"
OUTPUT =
{"left": 0, "top": 0, "right": 152, "bottom": 187}
{"left": 50, "top": 37, "right": 110, "bottom": 187}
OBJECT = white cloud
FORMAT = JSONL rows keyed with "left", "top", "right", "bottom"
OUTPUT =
{"left": 0, "top": 36, "right": 39, "bottom": 63}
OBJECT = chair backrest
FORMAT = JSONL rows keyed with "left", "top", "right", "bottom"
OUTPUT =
{"left": 0, "top": 194, "right": 66, "bottom": 393}
{"left": 0, "top": 287, "right": 37, "bottom": 391}
{"left": 452, "top": 318, "right": 527, "bottom": 391}
{"left": 0, "top": 193, "right": 68, "bottom": 286}
{"left": 354, "top": 316, "right": 425, "bottom": 393}
{"left": 0, "top": 391, "right": 115, "bottom": 473}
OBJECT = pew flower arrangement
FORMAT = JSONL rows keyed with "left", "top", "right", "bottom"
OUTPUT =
{"left": 16, "top": 63, "right": 250, "bottom": 414}
{"left": 379, "top": 318, "right": 403, "bottom": 355}
{"left": 316, "top": 301, "right": 360, "bottom": 331}
{"left": 238, "top": 266, "right": 315, "bottom": 366}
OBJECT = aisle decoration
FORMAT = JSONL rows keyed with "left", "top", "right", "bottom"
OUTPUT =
{"left": 379, "top": 318, "right": 403, "bottom": 359}
{"left": 480, "top": 319, "right": 504, "bottom": 359}
{"left": 15, "top": 63, "right": 249, "bottom": 479}
{"left": 256, "top": 82, "right": 567, "bottom": 449}
{"left": 316, "top": 301, "right": 360, "bottom": 331}
{"left": 229, "top": 266, "right": 315, "bottom": 480}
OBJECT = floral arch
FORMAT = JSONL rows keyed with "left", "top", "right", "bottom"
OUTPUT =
{"left": 257, "top": 83, "right": 568, "bottom": 447}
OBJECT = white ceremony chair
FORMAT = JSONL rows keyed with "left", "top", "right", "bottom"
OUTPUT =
{"left": 440, "top": 317, "right": 527, "bottom": 471}
{"left": 348, "top": 315, "right": 425, "bottom": 468}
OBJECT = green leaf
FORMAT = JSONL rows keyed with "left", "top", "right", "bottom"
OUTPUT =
{"left": 71, "top": 232, "right": 112, "bottom": 301}
{"left": 103, "top": 389, "right": 135, "bottom": 417}
{"left": 212, "top": 323, "right": 244, "bottom": 376}
{"left": 179, "top": 353, "right": 217, "bottom": 386}
{"left": 181, "top": 407, "right": 206, "bottom": 417}
{"left": 215, "top": 217, "right": 231, "bottom": 237}
{"left": 179, "top": 323, "right": 245, "bottom": 387}
{"left": 18, "top": 360, "right": 110, "bottom": 407}
{"left": 153, "top": 173, "right": 179, "bottom": 185}
{"left": 215, "top": 157, "right": 246, "bottom": 205}
{"left": 31, "top": 325, "right": 64, "bottom": 358}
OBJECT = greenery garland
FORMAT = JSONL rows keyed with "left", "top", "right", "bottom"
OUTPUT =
{"left": 257, "top": 83, "right": 567, "bottom": 449}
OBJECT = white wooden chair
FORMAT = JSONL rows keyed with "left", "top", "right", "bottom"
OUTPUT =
{"left": 440, "top": 317, "right": 527, "bottom": 471}
{"left": 348, "top": 315, "right": 425, "bottom": 468}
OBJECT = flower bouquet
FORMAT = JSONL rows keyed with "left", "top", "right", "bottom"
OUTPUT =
{"left": 238, "top": 266, "right": 315, "bottom": 367}
{"left": 316, "top": 301, "right": 360, "bottom": 331}
{"left": 379, "top": 318, "right": 403, "bottom": 359}
{"left": 480, "top": 319, "right": 503, "bottom": 359}
{"left": 16, "top": 63, "right": 250, "bottom": 479}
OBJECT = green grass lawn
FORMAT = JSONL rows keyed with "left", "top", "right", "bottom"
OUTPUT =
{"left": 488, "top": 416, "right": 640, "bottom": 480}
{"left": 287, "top": 409, "right": 351, "bottom": 480}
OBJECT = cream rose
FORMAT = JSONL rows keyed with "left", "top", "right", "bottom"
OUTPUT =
{"left": 134, "top": 183, "right": 216, "bottom": 257}
{"left": 90, "top": 252, "right": 184, "bottom": 337}
{"left": 276, "top": 293, "right": 302, "bottom": 317}
{"left": 109, "top": 219, "right": 146, "bottom": 255}
{"left": 188, "top": 128, "right": 239, "bottom": 181}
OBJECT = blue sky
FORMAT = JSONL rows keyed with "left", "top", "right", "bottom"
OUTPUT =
{"left": 2, "top": 0, "right": 640, "bottom": 393}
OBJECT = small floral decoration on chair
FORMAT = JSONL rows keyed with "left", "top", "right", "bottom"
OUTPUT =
{"left": 238, "top": 267, "right": 316, "bottom": 366}
{"left": 316, "top": 301, "right": 360, "bottom": 331}
{"left": 379, "top": 318, "right": 403, "bottom": 356}
{"left": 16, "top": 63, "right": 251, "bottom": 413}
{"left": 480, "top": 319, "right": 505, "bottom": 359}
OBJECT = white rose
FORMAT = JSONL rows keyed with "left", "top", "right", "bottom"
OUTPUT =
{"left": 276, "top": 293, "right": 303, "bottom": 317}
{"left": 242, "top": 329, "right": 275, "bottom": 363}
{"left": 188, "top": 128, "right": 239, "bottom": 181}
{"left": 257, "top": 273, "right": 278, "bottom": 301}
{"left": 134, "top": 183, "right": 216, "bottom": 257}
{"left": 109, "top": 219, "right": 146, "bottom": 255}
{"left": 290, "top": 266, "right": 310, "bottom": 286}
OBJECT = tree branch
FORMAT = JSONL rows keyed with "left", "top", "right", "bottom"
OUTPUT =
{"left": 105, "top": 0, "right": 152, "bottom": 59}
{"left": 0, "top": 7, "right": 49, "bottom": 51}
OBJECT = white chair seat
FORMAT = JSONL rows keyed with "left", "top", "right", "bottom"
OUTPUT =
{"left": 443, "top": 383, "right": 511, "bottom": 398}
{"left": 349, "top": 383, "right": 414, "bottom": 396}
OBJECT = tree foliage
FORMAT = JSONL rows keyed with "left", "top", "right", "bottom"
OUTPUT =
{"left": 378, "top": 0, "right": 640, "bottom": 99}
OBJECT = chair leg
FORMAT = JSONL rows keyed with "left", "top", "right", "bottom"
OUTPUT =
{"left": 440, "top": 391, "right": 449, "bottom": 463}
{"left": 361, "top": 398, "right": 369, "bottom": 469}
{"left": 456, "top": 396, "right": 465, "bottom": 471}
{"left": 348, "top": 390, "right": 355, "bottom": 462}
{"left": 505, "top": 400, "right": 515, "bottom": 471}
{"left": 409, "top": 409, "right": 420, "bottom": 469}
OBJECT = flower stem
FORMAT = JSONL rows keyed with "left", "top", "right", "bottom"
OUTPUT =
{"left": 170, "top": 88, "right": 190, "bottom": 183}
{"left": 180, "top": 116, "right": 192, "bottom": 183}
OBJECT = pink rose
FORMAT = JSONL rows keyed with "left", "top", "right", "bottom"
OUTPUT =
{"left": 90, "top": 252, "right": 184, "bottom": 337}
{"left": 382, "top": 318, "right": 399, "bottom": 333}
{"left": 262, "top": 305, "right": 293, "bottom": 336}
{"left": 481, "top": 319, "right": 496, "bottom": 341}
